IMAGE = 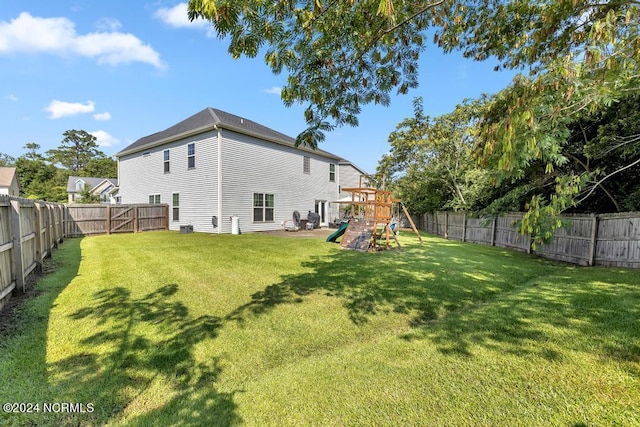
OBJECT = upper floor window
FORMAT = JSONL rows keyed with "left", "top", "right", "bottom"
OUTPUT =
{"left": 329, "top": 163, "right": 336, "bottom": 182}
{"left": 149, "top": 194, "right": 161, "bottom": 204}
{"left": 163, "top": 150, "right": 170, "bottom": 173}
{"left": 187, "top": 143, "right": 195, "bottom": 169}
{"left": 303, "top": 156, "right": 310, "bottom": 174}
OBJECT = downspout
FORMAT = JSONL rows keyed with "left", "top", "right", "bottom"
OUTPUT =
{"left": 217, "top": 126, "right": 222, "bottom": 234}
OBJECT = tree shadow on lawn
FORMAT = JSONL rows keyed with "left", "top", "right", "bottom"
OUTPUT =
{"left": 404, "top": 267, "right": 640, "bottom": 368}
{"left": 50, "top": 283, "right": 241, "bottom": 426}
{"left": 226, "top": 239, "right": 553, "bottom": 328}
{"left": 227, "top": 238, "right": 640, "bottom": 369}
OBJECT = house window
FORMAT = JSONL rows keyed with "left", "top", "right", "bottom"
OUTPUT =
{"left": 164, "top": 150, "right": 170, "bottom": 173}
{"left": 187, "top": 143, "right": 195, "bottom": 169}
{"left": 143, "top": 151, "right": 151, "bottom": 157}
{"left": 149, "top": 194, "right": 161, "bottom": 204}
{"left": 172, "top": 193, "right": 179, "bottom": 221}
{"left": 329, "top": 163, "right": 336, "bottom": 182}
{"left": 253, "top": 193, "right": 274, "bottom": 222}
{"left": 303, "top": 156, "right": 310, "bottom": 174}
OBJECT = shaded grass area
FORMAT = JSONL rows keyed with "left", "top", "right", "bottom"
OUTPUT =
{"left": 0, "top": 230, "right": 638, "bottom": 426}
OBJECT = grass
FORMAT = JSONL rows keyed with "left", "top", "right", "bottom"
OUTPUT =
{"left": 0, "top": 230, "right": 638, "bottom": 426}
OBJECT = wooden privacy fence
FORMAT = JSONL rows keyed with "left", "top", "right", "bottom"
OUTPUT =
{"left": 65, "top": 204, "right": 169, "bottom": 237}
{"left": 1, "top": 199, "right": 169, "bottom": 312}
{"left": 0, "top": 196, "right": 65, "bottom": 311}
{"left": 421, "top": 211, "right": 640, "bottom": 268}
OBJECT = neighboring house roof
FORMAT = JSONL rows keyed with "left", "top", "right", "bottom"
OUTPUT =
{"left": 0, "top": 167, "right": 19, "bottom": 189}
{"left": 116, "top": 107, "right": 342, "bottom": 160}
{"left": 67, "top": 176, "right": 117, "bottom": 193}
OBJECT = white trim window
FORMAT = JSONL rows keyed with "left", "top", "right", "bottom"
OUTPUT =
{"left": 164, "top": 149, "right": 170, "bottom": 173}
{"left": 149, "top": 194, "right": 161, "bottom": 204}
{"left": 172, "top": 193, "right": 180, "bottom": 221}
{"left": 329, "top": 163, "right": 336, "bottom": 182}
{"left": 187, "top": 143, "right": 195, "bottom": 169}
{"left": 253, "top": 193, "right": 274, "bottom": 222}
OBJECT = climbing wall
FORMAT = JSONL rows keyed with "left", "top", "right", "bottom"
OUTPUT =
{"left": 340, "top": 220, "right": 375, "bottom": 251}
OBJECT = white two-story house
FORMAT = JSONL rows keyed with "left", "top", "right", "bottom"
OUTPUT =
{"left": 116, "top": 107, "right": 365, "bottom": 234}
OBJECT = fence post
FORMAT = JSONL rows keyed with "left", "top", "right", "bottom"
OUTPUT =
{"left": 134, "top": 206, "right": 139, "bottom": 233}
{"left": 589, "top": 215, "right": 599, "bottom": 266}
{"left": 491, "top": 216, "right": 497, "bottom": 246}
{"left": 33, "top": 203, "right": 43, "bottom": 272}
{"left": 63, "top": 206, "right": 68, "bottom": 238}
{"left": 51, "top": 205, "right": 59, "bottom": 248}
{"left": 10, "top": 198, "right": 24, "bottom": 293}
{"left": 106, "top": 204, "right": 112, "bottom": 235}
{"left": 444, "top": 212, "right": 449, "bottom": 239}
{"left": 462, "top": 213, "right": 467, "bottom": 242}
{"left": 44, "top": 205, "right": 52, "bottom": 256}
{"left": 165, "top": 205, "right": 169, "bottom": 230}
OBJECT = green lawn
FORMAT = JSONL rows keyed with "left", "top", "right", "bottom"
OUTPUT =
{"left": 0, "top": 230, "right": 638, "bottom": 426}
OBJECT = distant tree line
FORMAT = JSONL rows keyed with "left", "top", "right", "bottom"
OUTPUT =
{"left": 0, "top": 130, "right": 117, "bottom": 203}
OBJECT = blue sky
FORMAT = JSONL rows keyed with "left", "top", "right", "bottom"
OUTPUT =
{"left": 0, "top": 1, "right": 518, "bottom": 174}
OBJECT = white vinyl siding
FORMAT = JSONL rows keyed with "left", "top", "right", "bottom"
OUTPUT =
{"left": 220, "top": 129, "right": 339, "bottom": 233}
{"left": 338, "top": 163, "right": 368, "bottom": 199}
{"left": 118, "top": 130, "right": 219, "bottom": 233}
{"left": 118, "top": 127, "right": 342, "bottom": 234}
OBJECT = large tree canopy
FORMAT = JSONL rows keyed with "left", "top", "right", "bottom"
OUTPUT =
{"left": 188, "top": 0, "right": 639, "bottom": 147}
{"left": 377, "top": 97, "right": 494, "bottom": 213}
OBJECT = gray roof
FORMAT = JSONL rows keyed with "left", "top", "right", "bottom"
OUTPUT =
{"left": 67, "top": 176, "right": 117, "bottom": 193}
{"left": 116, "top": 107, "right": 342, "bottom": 160}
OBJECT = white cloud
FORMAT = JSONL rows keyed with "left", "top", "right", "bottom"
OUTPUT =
{"left": 5, "top": 94, "right": 18, "bottom": 101}
{"left": 93, "top": 112, "right": 111, "bottom": 121}
{"left": 45, "top": 100, "right": 95, "bottom": 119}
{"left": 0, "top": 12, "right": 164, "bottom": 68}
{"left": 263, "top": 86, "right": 282, "bottom": 96}
{"left": 95, "top": 17, "right": 122, "bottom": 32}
{"left": 90, "top": 130, "right": 120, "bottom": 147}
{"left": 154, "top": 3, "right": 215, "bottom": 37}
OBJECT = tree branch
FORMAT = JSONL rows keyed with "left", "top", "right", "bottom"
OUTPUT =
{"left": 352, "top": 0, "right": 445, "bottom": 65}
{"left": 576, "top": 156, "right": 640, "bottom": 205}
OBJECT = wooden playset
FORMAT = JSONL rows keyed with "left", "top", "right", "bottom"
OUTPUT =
{"left": 333, "top": 185, "right": 422, "bottom": 252}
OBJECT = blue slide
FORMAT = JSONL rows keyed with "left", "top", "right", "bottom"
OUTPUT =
{"left": 326, "top": 222, "right": 349, "bottom": 243}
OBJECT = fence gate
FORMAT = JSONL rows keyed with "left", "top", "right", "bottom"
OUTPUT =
{"left": 65, "top": 204, "right": 168, "bottom": 237}
{"left": 109, "top": 206, "right": 135, "bottom": 233}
